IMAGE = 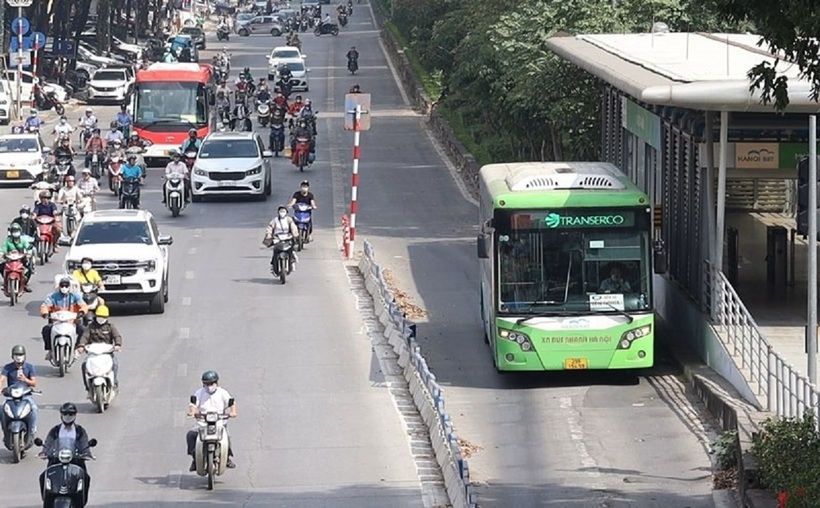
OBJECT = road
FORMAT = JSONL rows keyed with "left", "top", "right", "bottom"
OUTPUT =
{"left": 0, "top": 16, "right": 428, "bottom": 508}
{"left": 334, "top": 3, "right": 720, "bottom": 507}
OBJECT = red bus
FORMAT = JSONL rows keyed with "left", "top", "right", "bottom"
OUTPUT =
{"left": 132, "top": 63, "right": 216, "bottom": 164}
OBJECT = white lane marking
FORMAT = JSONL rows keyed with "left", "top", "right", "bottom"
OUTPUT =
{"left": 423, "top": 129, "right": 478, "bottom": 206}
{"left": 168, "top": 470, "right": 183, "bottom": 489}
{"left": 559, "top": 397, "right": 602, "bottom": 477}
{"left": 185, "top": 270, "right": 194, "bottom": 280}
{"left": 179, "top": 327, "right": 190, "bottom": 339}
{"left": 193, "top": 229, "right": 202, "bottom": 237}
{"left": 181, "top": 297, "right": 192, "bottom": 306}
{"left": 368, "top": 1, "right": 410, "bottom": 106}
{"left": 187, "top": 247, "right": 197, "bottom": 255}
{"left": 177, "top": 363, "right": 187, "bottom": 377}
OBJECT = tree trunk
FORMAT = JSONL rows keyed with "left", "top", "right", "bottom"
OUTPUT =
{"left": 97, "top": 0, "right": 111, "bottom": 53}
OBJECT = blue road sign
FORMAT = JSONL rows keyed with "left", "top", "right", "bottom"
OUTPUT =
{"left": 31, "top": 32, "right": 46, "bottom": 49}
{"left": 53, "top": 40, "right": 76, "bottom": 58}
{"left": 11, "top": 17, "right": 31, "bottom": 36}
{"left": 9, "top": 35, "right": 34, "bottom": 52}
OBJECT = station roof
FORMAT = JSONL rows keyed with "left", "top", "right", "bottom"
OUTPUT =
{"left": 545, "top": 32, "right": 820, "bottom": 113}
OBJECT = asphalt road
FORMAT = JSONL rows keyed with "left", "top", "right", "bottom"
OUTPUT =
{"left": 0, "top": 18, "right": 427, "bottom": 507}
{"left": 329, "top": 3, "right": 720, "bottom": 508}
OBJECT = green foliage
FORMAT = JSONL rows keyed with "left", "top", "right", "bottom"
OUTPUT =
{"left": 751, "top": 412, "right": 820, "bottom": 502}
{"left": 710, "top": 429, "right": 738, "bottom": 471}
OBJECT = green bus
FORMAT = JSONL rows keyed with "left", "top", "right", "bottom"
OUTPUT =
{"left": 477, "top": 162, "right": 663, "bottom": 372}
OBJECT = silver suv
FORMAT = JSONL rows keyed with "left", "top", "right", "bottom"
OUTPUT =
{"left": 237, "top": 15, "right": 285, "bottom": 37}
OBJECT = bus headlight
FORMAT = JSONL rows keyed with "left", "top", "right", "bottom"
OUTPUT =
{"left": 617, "top": 325, "right": 652, "bottom": 350}
{"left": 497, "top": 328, "right": 534, "bottom": 352}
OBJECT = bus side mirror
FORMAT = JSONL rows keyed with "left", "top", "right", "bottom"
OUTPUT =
{"left": 653, "top": 240, "right": 667, "bottom": 274}
{"left": 477, "top": 234, "right": 490, "bottom": 259}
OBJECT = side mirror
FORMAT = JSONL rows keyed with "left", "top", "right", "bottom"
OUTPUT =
{"left": 306, "top": 68, "right": 311, "bottom": 73}
{"left": 477, "top": 234, "right": 490, "bottom": 259}
{"left": 57, "top": 236, "right": 72, "bottom": 247}
{"left": 34, "top": 437, "right": 43, "bottom": 446}
{"left": 228, "top": 398, "right": 235, "bottom": 407}
{"left": 190, "top": 395, "right": 197, "bottom": 404}
{"left": 88, "top": 438, "right": 98, "bottom": 447}
{"left": 653, "top": 240, "right": 667, "bottom": 274}
{"left": 157, "top": 234, "right": 173, "bottom": 246}
{"left": 42, "top": 146, "right": 51, "bottom": 153}
{"left": 262, "top": 150, "right": 273, "bottom": 158}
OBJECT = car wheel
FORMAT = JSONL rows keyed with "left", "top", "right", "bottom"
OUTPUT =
{"left": 77, "top": 69, "right": 90, "bottom": 82}
{"left": 163, "top": 274, "right": 169, "bottom": 303}
{"left": 149, "top": 290, "right": 165, "bottom": 314}
{"left": 271, "top": 28, "right": 281, "bottom": 36}
{"left": 265, "top": 175, "right": 272, "bottom": 196}
{"left": 239, "top": 28, "right": 249, "bottom": 36}
{"left": 304, "top": 87, "right": 309, "bottom": 92}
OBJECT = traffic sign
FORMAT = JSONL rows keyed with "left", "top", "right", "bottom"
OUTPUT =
{"left": 31, "top": 31, "right": 46, "bottom": 49}
{"left": 11, "top": 17, "right": 30, "bottom": 36}
{"left": 14, "top": 53, "right": 30, "bottom": 66}
{"left": 53, "top": 40, "right": 76, "bottom": 57}
{"left": 344, "top": 93, "right": 371, "bottom": 131}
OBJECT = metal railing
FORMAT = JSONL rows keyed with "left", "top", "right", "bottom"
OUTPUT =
{"left": 703, "top": 261, "right": 820, "bottom": 418}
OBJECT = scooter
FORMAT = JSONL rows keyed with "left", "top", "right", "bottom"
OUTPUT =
{"left": 256, "top": 99, "right": 271, "bottom": 127}
{"left": 119, "top": 178, "right": 141, "bottom": 209}
{"left": 338, "top": 12, "right": 348, "bottom": 27}
{"left": 88, "top": 151, "right": 103, "bottom": 179}
{"left": 34, "top": 436, "right": 97, "bottom": 508}
{"left": 348, "top": 58, "right": 358, "bottom": 74}
{"left": 292, "top": 137, "right": 312, "bottom": 172}
{"left": 190, "top": 396, "right": 235, "bottom": 490}
{"left": 216, "top": 25, "right": 230, "bottom": 41}
{"left": 63, "top": 202, "right": 79, "bottom": 237}
{"left": 314, "top": 22, "right": 340, "bottom": 36}
{"left": 80, "top": 126, "right": 93, "bottom": 146}
{"left": 49, "top": 310, "right": 78, "bottom": 377}
{"left": 165, "top": 171, "right": 187, "bottom": 217}
{"left": 270, "top": 233, "right": 294, "bottom": 284}
{"left": 55, "top": 157, "right": 72, "bottom": 186}
{"left": 2, "top": 385, "right": 39, "bottom": 463}
{"left": 108, "top": 156, "right": 122, "bottom": 194}
{"left": 269, "top": 122, "right": 285, "bottom": 156}
{"left": 3, "top": 251, "right": 27, "bottom": 306}
{"left": 79, "top": 283, "right": 101, "bottom": 325}
{"left": 83, "top": 343, "right": 118, "bottom": 414}
{"left": 293, "top": 203, "right": 312, "bottom": 251}
{"left": 34, "top": 216, "right": 56, "bottom": 266}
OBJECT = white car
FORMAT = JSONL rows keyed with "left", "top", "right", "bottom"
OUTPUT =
{"left": 1, "top": 70, "right": 69, "bottom": 104}
{"left": 59, "top": 210, "right": 173, "bottom": 314}
{"left": 0, "top": 80, "right": 12, "bottom": 124}
{"left": 267, "top": 46, "right": 306, "bottom": 80}
{"left": 0, "top": 134, "right": 49, "bottom": 183}
{"left": 191, "top": 132, "right": 273, "bottom": 201}
{"left": 270, "top": 57, "right": 310, "bottom": 91}
{"left": 88, "top": 67, "right": 135, "bottom": 104}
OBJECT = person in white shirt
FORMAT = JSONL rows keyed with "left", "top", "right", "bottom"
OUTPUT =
{"left": 77, "top": 169, "right": 100, "bottom": 211}
{"left": 52, "top": 116, "right": 75, "bottom": 145}
{"left": 57, "top": 176, "right": 83, "bottom": 206}
{"left": 105, "top": 122, "right": 124, "bottom": 144}
{"left": 162, "top": 151, "right": 191, "bottom": 204}
{"left": 186, "top": 370, "right": 237, "bottom": 471}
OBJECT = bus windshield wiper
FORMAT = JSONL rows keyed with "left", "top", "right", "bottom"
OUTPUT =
{"left": 135, "top": 119, "right": 199, "bottom": 130}
{"left": 516, "top": 309, "right": 584, "bottom": 325}
{"left": 590, "top": 303, "right": 634, "bottom": 324}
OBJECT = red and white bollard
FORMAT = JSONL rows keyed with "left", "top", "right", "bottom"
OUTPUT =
{"left": 348, "top": 104, "right": 362, "bottom": 259}
{"left": 341, "top": 215, "right": 351, "bottom": 258}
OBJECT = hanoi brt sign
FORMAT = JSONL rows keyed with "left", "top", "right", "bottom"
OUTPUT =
{"left": 735, "top": 142, "right": 779, "bottom": 169}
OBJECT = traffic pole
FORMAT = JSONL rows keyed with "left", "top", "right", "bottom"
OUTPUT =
{"left": 348, "top": 103, "right": 362, "bottom": 259}
{"left": 31, "top": 39, "right": 38, "bottom": 108}
{"left": 16, "top": 8, "right": 23, "bottom": 119}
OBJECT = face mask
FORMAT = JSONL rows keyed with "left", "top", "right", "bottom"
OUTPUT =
{"left": 82, "top": 262, "right": 92, "bottom": 271}
{"left": 60, "top": 119, "right": 66, "bottom": 124}
{"left": 278, "top": 212, "right": 287, "bottom": 218}
{"left": 61, "top": 414, "right": 76, "bottom": 425}
{"left": 60, "top": 287, "right": 69, "bottom": 295}
{"left": 96, "top": 317, "right": 107, "bottom": 325}
{"left": 206, "top": 384, "right": 218, "bottom": 394}
{"left": 12, "top": 355, "right": 24, "bottom": 364}
{"left": 11, "top": 232, "right": 20, "bottom": 239}
{"left": 20, "top": 213, "right": 28, "bottom": 219}
{"left": 300, "top": 188, "right": 308, "bottom": 194}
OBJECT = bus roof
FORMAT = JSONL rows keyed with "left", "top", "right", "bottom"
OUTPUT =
{"left": 480, "top": 162, "right": 649, "bottom": 209}
{"left": 137, "top": 63, "right": 213, "bottom": 82}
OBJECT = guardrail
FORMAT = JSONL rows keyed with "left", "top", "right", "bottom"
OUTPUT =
{"left": 359, "top": 239, "right": 477, "bottom": 508}
{"left": 704, "top": 261, "right": 820, "bottom": 418}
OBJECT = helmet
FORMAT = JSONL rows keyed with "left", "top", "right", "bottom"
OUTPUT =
{"left": 82, "top": 167, "right": 92, "bottom": 174}
{"left": 85, "top": 107, "right": 92, "bottom": 113}
{"left": 58, "top": 277, "right": 72, "bottom": 288}
{"left": 11, "top": 345, "right": 25, "bottom": 356}
{"left": 110, "top": 121, "right": 118, "bottom": 129}
{"left": 9, "top": 223, "right": 22, "bottom": 233}
{"left": 130, "top": 132, "right": 139, "bottom": 139}
{"left": 188, "top": 128, "right": 197, "bottom": 136}
{"left": 120, "top": 104, "right": 127, "bottom": 110}
{"left": 277, "top": 205, "right": 287, "bottom": 212}
{"left": 127, "top": 154, "right": 137, "bottom": 161}
{"left": 304, "top": 98, "right": 311, "bottom": 105}
{"left": 170, "top": 150, "right": 180, "bottom": 158}
{"left": 300, "top": 180, "right": 309, "bottom": 187}
{"left": 243, "top": 66, "right": 249, "bottom": 73}
{"left": 96, "top": 305, "right": 110, "bottom": 318}
{"left": 201, "top": 370, "right": 219, "bottom": 383}
{"left": 60, "top": 402, "right": 78, "bottom": 415}
{"left": 19, "top": 205, "right": 30, "bottom": 214}
{"left": 295, "top": 95, "right": 303, "bottom": 101}
{"left": 65, "top": 175, "right": 75, "bottom": 182}
{"left": 39, "top": 190, "right": 51, "bottom": 199}
{"left": 113, "top": 139, "right": 122, "bottom": 145}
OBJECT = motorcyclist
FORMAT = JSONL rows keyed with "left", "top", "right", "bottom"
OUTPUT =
{"left": 120, "top": 154, "right": 143, "bottom": 183}
{"left": 38, "top": 402, "right": 93, "bottom": 506}
{"left": 83, "top": 129, "right": 107, "bottom": 169}
{"left": 322, "top": 13, "right": 331, "bottom": 25}
{"left": 290, "top": 118, "right": 316, "bottom": 161}
{"left": 162, "top": 151, "right": 191, "bottom": 204}
{"left": 278, "top": 63, "right": 293, "bottom": 81}
{"left": 299, "top": 98, "right": 317, "bottom": 135}
{"left": 40, "top": 278, "right": 88, "bottom": 361}
{"left": 239, "top": 66, "right": 253, "bottom": 83}
{"left": 78, "top": 108, "right": 97, "bottom": 144}
{"left": 12, "top": 205, "right": 37, "bottom": 239}
{"left": 286, "top": 31, "right": 301, "bottom": 49}
{"left": 24, "top": 109, "right": 45, "bottom": 132}
{"left": 0, "top": 224, "right": 33, "bottom": 289}
{"left": 216, "top": 91, "right": 231, "bottom": 121}
{"left": 107, "top": 138, "right": 126, "bottom": 161}
{"left": 265, "top": 206, "right": 299, "bottom": 268}
{"left": 349, "top": 83, "right": 362, "bottom": 93}
{"left": 180, "top": 129, "right": 202, "bottom": 154}
{"left": 52, "top": 116, "right": 75, "bottom": 145}
{"left": 76, "top": 305, "right": 121, "bottom": 390}
{"left": 216, "top": 78, "right": 231, "bottom": 98}
{"left": 0, "top": 345, "right": 39, "bottom": 440}
{"left": 105, "top": 121, "right": 124, "bottom": 144}
{"left": 32, "top": 191, "right": 63, "bottom": 244}
{"left": 287, "top": 180, "right": 318, "bottom": 241}
{"left": 52, "top": 137, "right": 76, "bottom": 178}
{"left": 256, "top": 83, "right": 271, "bottom": 104}
{"left": 77, "top": 170, "right": 100, "bottom": 211}
{"left": 186, "top": 370, "right": 237, "bottom": 471}
{"left": 232, "top": 100, "right": 251, "bottom": 131}
{"left": 126, "top": 133, "right": 147, "bottom": 177}
{"left": 116, "top": 104, "right": 133, "bottom": 138}
{"left": 71, "top": 256, "right": 105, "bottom": 294}
{"left": 336, "top": 3, "right": 346, "bottom": 15}
{"left": 288, "top": 95, "right": 305, "bottom": 116}
{"left": 346, "top": 46, "right": 359, "bottom": 63}
{"left": 57, "top": 176, "right": 83, "bottom": 208}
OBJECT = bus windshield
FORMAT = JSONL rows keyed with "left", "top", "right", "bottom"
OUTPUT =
{"left": 134, "top": 81, "right": 207, "bottom": 129}
{"left": 497, "top": 210, "right": 651, "bottom": 315}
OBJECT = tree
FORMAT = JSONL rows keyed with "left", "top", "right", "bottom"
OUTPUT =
{"left": 712, "top": 0, "right": 818, "bottom": 110}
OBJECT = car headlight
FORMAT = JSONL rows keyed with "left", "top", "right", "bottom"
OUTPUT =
{"left": 0, "top": 99, "right": 7, "bottom": 105}
{"left": 66, "top": 260, "right": 81, "bottom": 271}
{"left": 245, "top": 165, "right": 262, "bottom": 176}
{"left": 617, "top": 324, "right": 652, "bottom": 350}
{"left": 497, "top": 328, "right": 534, "bottom": 352}
{"left": 146, "top": 259, "right": 157, "bottom": 272}
{"left": 194, "top": 168, "right": 207, "bottom": 176}
{"left": 29, "top": 158, "right": 42, "bottom": 166}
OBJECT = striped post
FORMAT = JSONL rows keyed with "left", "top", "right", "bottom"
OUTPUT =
{"left": 349, "top": 103, "right": 362, "bottom": 258}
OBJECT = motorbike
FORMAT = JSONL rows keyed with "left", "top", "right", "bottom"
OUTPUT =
{"left": 338, "top": 12, "right": 348, "bottom": 27}
{"left": 314, "top": 22, "right": 340, "bottom": 36}
{"left": 108, "top": 156, "right": 122, "bottom": 194}
{"left": 54, "top": 131, "right": 72, "bottom": 148}
{"left": 275, "top": 77, "right": 294, "bottom": 99}
{"left": 80, "top": 126, "right": 93, "bottom": 146}
{"left": 88, "top": 151, "right": 103, "bottom": 179}
{"left": 270, "top": 233, "right": 294, "bottom": 284}
{"left": 347, "top": 0, "right": 354, "bottom": 14}
{"left": 83, "top": 343, "right": 118, "bottom": 414}
{"left": 3, "top": 385, "right": 39, "bottom": 463}
{"left": 63, "top": 202, "right": 79, "bottom": 237}
{"left": 35, "top": 216, "right": 56, "bottom": 265}
{"left": 217, "top": 25, "right": 230, "bottom": 41}
{"left": 184, "top": 151, "right": 199, "bottom": 173}
{"left": 35, "top": 89, "right": 65, "bottom": 116}
{"left": 165, "top": 172, "right": 188, "bottom": 218}
{"left": 125, "top": 146, "right": 147, "bottom": 179}
{"left": 256, "top": 99, "right": 271, "bottom": 127}
{"left": 3, "top": 251, "right": 27, "bottom": 306}
{"left": 269, "top": 122, "right": 286, "bottom": 156}
{"left": 49, "top": 310, "right": 78, "bottom": 377}
{"left": 293, "top": 203, "right": 312, "bottom": 251}
{"left": 300, "top": 17, "right": 309, "bottom": 32}
{"left": 55, "top": 157, "right": 73, "bottom": 185}
{"left": 190, "top": 396, "right": 234, "bottom": 490}
{"left": 119, "top": 178, "right": 141, "bottom": 209}
{"left": 348, "top": 57, "right": 358, "bottom": 74}
{"left": 34, "top": 436, "right": 97, "bottom": 508}
{"left": 80, "top": 283, "right": 101, "bottom": 325}
{"left": 293, "top": 137, "right": 312, "bottom": 172}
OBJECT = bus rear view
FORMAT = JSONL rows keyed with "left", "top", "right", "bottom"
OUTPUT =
{"left": 477, "top": 162, "right": 660, "bottom": 372}
{"left": 133, "top": 63, "right": 215, "bottom": 165}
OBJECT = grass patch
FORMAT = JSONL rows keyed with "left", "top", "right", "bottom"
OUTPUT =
{"left": 384, "top": 22, "right": 441, "bottom": 98}
{"left": 439, "top": 106, "right": 493, "bottom": 166}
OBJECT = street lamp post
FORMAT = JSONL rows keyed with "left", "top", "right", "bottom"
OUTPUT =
{"left": 7, "top": 0, "right": 33, "bottom": 120}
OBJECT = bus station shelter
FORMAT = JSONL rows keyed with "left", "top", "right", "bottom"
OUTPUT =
{"left": 546, "top": 31, "right": 820, "bottom": 404}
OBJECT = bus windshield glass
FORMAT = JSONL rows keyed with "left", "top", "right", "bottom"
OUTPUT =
{"left": 496, "top": 208, "right": 651, "bottom": 315}
{"left": 134, "top": 81, "right": 207, "bottom": 128}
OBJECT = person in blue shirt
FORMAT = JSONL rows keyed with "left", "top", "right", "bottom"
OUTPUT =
{"left": 0, "top": 345, "right": 39, "bottom": 442}
{"left": 121, "top": 154, "right": 143, "bottom": 180}
{"left": 32, "top": 191, "right": 63, "bottom": 249}
{"left": 179, "top": 129, "right": 202, "bottom": 154}
{"left": 40, "top": 278, "right": 88, "bottom": 360}
{"left": 24, "top": 109, "right": 45, "bottom": 132}
{"left": 116, "top": 104, "right": 133, "bottom": 138}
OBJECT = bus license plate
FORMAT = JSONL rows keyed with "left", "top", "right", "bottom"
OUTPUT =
{"left": 6, "top": 170, "right": 19, "bottom": 178}
{"left": 564, "top": 358, "right": 588, "bottom": 370}
{"left": 218, "top": 181, "right": 236, "bottom": 187}
{"left": 104, "top": 275, "right": 121, "bottom": 285}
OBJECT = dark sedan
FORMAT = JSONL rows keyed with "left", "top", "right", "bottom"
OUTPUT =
{"left": 180, "top": 26, "right": 207, "bottom": 50}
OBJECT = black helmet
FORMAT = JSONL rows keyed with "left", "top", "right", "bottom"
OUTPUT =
{"left": 277, "top": 205, "right": 287, "bottom": 212}
{"left": 300, "top": 180, "right": 309, "bottom": 187}
{"left": 188, "top": 128, "right": 197, "bottom": 137}
{"left": 60, "top": 402, "right": 78, "bottom": 415}
{"left": 201, "top": 370, "right": 219, "bottom": 383}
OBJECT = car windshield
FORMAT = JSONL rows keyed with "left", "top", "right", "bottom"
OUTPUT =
{"left": 236, "top": 13, "right": 254, "bottom": 21}
{"left": 76, "top": 221, "right": 154, "bottom": 245}
{"left": 93, "top": 71, "right": 125, "bottom": 81}
{"left": 273, "top": 50, "right": 300, "bottom": 59}
{"left": 0, "top": 138, "right": 38, "bottom": 152}
{"left": 181, "top": 27, "right": 203, "bottom": 36}
{"left": 199, "top": 139, "right": 259, "bottom": 159}
{"left": 284, "top": 61, "right": 305, "bottom": 72}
